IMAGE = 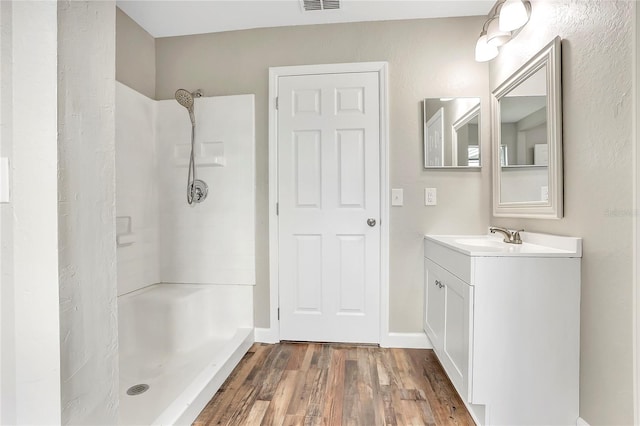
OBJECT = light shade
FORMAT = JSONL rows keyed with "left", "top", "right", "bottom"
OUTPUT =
{"left": 499, "top": 0, "right": 531, "bottom": 32}
{"left": 486, "top": 16, "right": 511, "bottom": 47}
{"left": 475, "top": 32, "right": 498, "bottom": 62}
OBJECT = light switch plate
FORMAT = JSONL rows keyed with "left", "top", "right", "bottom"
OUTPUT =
{"left": 425, "top": 188, "right": 437, "bottom": 206}
{"left": 391, "top": 188, "right": 403, "bottom": 206}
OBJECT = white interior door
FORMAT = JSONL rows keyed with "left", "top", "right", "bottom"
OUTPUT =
{"left": 425, "top": 107, "right": 444, "bottom": 167}
{"left": 277, "top": 72, "right": 380, "bottom": 343}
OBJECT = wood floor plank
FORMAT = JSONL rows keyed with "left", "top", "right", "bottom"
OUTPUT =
{"left": 261, "top": 370, "right": 300, "bottom": 426}
{"left": 286, "top": 367, "right": 317, "bottom": 417}
{"left": 305, "top": 368, "right": 328, "bottom": 419}
{"left": 197, "top": 344, "right": 272, "bottom": 426}
{"left": 193, "top": 343, "right": 475, "bottom": 426}
{"left": 342, "top": 359, "right": 362, "bottom": 426}
{"left": 366, "top": 349, "right": 388, "bottom": 426}
{"left": 257, "top": 344, "right": 294, "bottom": 401}
{"left": 321, "top": 348, "right": 345, "bottom": 426}
{"left": 299, "top": 344, "right": 316, "bottom": 372}
{"left": 409, "top": 349, "right": 474, "bottom": 426}
{"left": 285, "top": 343, "right": 308, "bottom": 371}
{"left": 355, "top": 348, "right": 377, "bottom": 426}
{"left": 244, "top": 400, "right": 271, "bottom": 425}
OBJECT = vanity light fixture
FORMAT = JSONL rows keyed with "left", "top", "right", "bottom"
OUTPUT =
{"left": 475, "top": 0, "right": 531, "bottom": 62}
{"left": 499, "top": 0, "right": 532, "bottom": 32}
{"left": 475, "top": 21, "right": 499, "bottom": 62}
{"left": 486, "top": 16, "right": 511, "bottom": 47}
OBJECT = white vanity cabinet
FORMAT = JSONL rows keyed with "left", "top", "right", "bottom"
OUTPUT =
{"left": 423, "top": 233, "right": 582, "bottom": 426}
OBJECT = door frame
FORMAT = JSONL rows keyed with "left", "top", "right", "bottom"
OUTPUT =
{"left": 634, "top": 1, "right": 639, "bottom": 422}
{"left": 266, "top": 62, "right": 389, "bottom": 344}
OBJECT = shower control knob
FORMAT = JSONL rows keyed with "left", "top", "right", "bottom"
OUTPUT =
{"left": 190, "top": 179, "right": 208, "bottom": 203}
{"left": 367, "top": 218, "right": 376, "bottom": 227}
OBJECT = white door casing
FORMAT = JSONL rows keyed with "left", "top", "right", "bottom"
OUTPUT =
{"left": 277, "top": 72, "right": 381, "bottom": 343}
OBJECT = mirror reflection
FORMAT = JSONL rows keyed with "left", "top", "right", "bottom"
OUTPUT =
{"left": 499, "top": 65, "right": 548, "bottom": 203}
{"left": 491, "top": 36, "right": 562, "bottom": 218}
{"left": 423, "top": 97, "right": 481, "bottom": 168}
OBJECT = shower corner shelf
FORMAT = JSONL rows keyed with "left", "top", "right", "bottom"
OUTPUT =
{"left": 198, "top": 156, "right": 226, "bottom": 167}
{"left": 174, "top": 156, "right": 226, "bottom": 167}
{"left": 117, "top": 233, "right": 136, "bottom": 247}
{"left": 115, "top": 216, "right": 136, "bottom": 247}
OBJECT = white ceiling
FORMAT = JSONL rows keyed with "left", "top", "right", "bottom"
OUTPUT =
{"left": 116, "top": 0, "right": 493, "bottom": 38}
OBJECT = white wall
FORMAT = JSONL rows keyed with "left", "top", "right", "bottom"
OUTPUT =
{"left": 57, "top": 1, "right": 119, "bottom": 424}
{"left": 157, "top": 95, "right": 256, "bottom": 285}
{"left": 0, "top": 1, "right": 62, "bottom": 424}
{"left": 489, "top": 0, "right": 634, "bottom": 423}
{"left": 116, "top": 82, "right": 160, "bottom": 296}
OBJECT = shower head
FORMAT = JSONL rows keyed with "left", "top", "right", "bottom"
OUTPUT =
{"left": 175, "top": 88, "right": 196, "bottom": 125}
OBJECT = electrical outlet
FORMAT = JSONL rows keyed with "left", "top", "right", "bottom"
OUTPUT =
{"left": 425, "top": 188, "right": 437, "bottom": 206}
{"left": 391, "top": 188, "right": 404, "bottom": 206}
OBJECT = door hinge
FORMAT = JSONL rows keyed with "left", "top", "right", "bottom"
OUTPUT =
{"left": 276, "top": 202, "right": 279, "bottom": 215}
{"left": 275, "top": 96, "right": 279, "bottom": 110}
{"left": 277, "top": 308, "right": 280, "bottom": 320}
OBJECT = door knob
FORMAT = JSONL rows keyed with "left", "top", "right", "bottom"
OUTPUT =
{"left": 367, "top": 218, "right": 377, "bottom": 227}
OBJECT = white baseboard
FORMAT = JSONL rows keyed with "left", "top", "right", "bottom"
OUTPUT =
{"left": 576, "top": 417, "right": 590, "bottom": 426}
{"left": 255, "top": 328, "right": 433, "bottom": 349}
{"left": 381, "top": 332, "right": 433, "bottom": 349}
{"left": 254, "top": 327, "right": 279, "bottom": 343}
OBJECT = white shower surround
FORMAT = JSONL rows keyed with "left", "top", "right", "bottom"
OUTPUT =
{"left": 157, "top": 95, "right": 256, "bottom": 285}
{"left": 116, "top": 82, "right": 256, "bottom": 292}
{"left": 115, "top": 82, "right": 256, "bottom": 424}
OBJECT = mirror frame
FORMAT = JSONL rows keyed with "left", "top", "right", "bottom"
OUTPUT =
{"left": 423, "top": 98, "right": 482, "bottom": 169}
{"left": 491, "top": 36, "right": 563, "bottom": 219}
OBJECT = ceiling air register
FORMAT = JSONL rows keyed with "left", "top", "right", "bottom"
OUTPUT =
{"left": 301, "top": 0, "right": 340, "bottom": 11}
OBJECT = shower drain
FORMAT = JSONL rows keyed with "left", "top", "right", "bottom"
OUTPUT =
{"left": 126, "top": 384, "right": 149, "bottom": 396}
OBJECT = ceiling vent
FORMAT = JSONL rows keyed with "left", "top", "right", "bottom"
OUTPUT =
{"left": 301, "top": 0, "right": 340, "bottom": 11}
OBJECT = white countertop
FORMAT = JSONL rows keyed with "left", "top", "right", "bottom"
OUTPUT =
{"left": 424, "top": 232, "right": 582, "bottom": 258}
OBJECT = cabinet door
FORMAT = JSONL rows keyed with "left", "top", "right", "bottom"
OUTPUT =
{"left": 424, "top": 259, "right": 445, "bottom": 353}
{"left": 442, "top": 271, "right": 473, "bottom": 401}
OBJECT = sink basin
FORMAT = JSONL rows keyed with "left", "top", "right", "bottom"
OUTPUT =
{"left": 424, "top": 233, "right": 582, "bottom": 257}
{"left": 454, "top": 238, "right": 507, "bottom": 249}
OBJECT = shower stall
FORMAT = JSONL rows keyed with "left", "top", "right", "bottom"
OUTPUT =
{"left": 115, "top": 82, "right": 255, "bottom": 425}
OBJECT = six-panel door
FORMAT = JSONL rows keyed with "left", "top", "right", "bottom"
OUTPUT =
{"left": 277, "top": 72, "right": 381, "bottom": 343}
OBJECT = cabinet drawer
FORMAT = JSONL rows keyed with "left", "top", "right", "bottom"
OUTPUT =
{"left": 424, "top": 238, "right": 471, "bottom": 283}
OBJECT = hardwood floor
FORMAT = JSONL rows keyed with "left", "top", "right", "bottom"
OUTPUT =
{"left": 193, "top": 342, "right": 475, "bottom": 426}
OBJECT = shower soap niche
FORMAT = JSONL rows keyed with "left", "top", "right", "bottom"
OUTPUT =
{"left": 116, "top": 216, "right": 136, "bottom": 247}
{"left": 173, "top": 141, "right": 226, "bottom": 167}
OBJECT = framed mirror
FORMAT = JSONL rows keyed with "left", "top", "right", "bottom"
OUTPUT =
{"left": 491, "top": 37, "right": 562, "bottom": 218}
{"left": 423, "top": 97, "right": 481, "bottom": 168}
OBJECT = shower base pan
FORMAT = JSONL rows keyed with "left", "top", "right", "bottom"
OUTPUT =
{"left": 118, "top": 284, "right": 254, "bottom": 425}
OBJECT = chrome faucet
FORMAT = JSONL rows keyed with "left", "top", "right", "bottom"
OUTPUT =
{"left": 489, "top": 226, "right": 524, "bottom": 244}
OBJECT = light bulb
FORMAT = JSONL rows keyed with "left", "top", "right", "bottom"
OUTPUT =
{"left": 486, "top": 16, "right": 511, "bottom": 47}
{"left": 499, "top": 0, "right": 531, "bottom": 32}
{"left": 475, "top": 32, "right": 498, "bottom": 62}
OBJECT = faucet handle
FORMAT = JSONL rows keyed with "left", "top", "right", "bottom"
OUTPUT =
{"left": 512, "top": 229, "right": 524, "bottom": 243}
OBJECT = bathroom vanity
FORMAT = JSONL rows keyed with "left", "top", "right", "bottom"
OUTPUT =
{"left": 423, "top": 232, "right": 581, "bottom": 425}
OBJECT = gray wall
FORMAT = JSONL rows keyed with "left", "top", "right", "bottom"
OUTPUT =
{"left": 116, "top": 7, "right": 155, "bottom": 99}
{"left": 153, "top": 17, "right": 492, "bottom": 332}
{"left": 490, "top": 0, "right": 634, "bottom": 424}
